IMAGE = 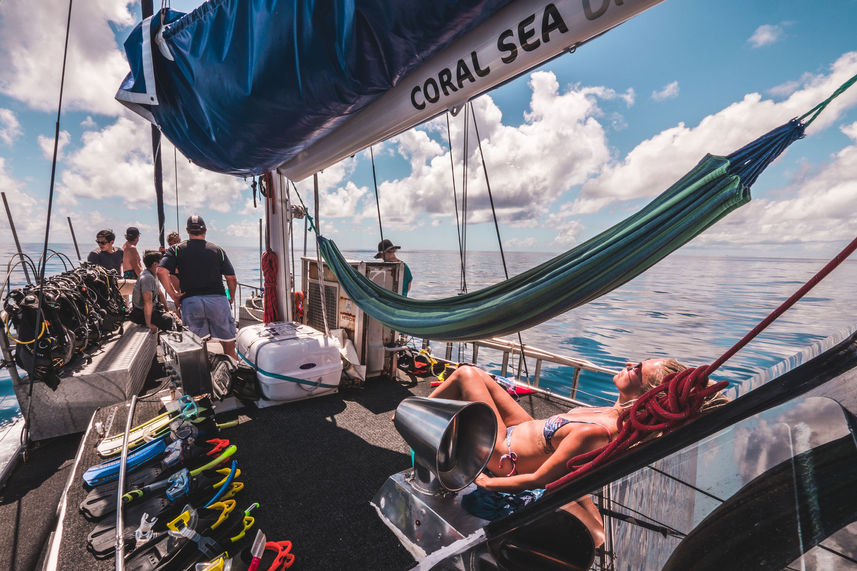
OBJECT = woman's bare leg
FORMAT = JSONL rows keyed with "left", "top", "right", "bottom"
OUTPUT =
{"left": 560, "top": 496, "right": 605, "bottom": 548}
{"left": 429, "top": 366, "right": 533, "bottom": 427}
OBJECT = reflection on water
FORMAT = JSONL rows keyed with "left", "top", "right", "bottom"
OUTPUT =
{"left": 1, "top": 243, "right": 855, "bottom": 449}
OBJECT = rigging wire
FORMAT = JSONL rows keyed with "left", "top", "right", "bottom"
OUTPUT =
{"left": 26, "top": 0, "right": 74, "bottom": 447}
{"left": 312, "top": 174, "right": 330, "bottom": 336}
{"left": 369, "top": 146, "right": 384, "bottom": 244}
{"left": 289, "top": 180, "right": 309, "bottom": 258}
{"left": 445, "top": 112, "right": 467, "bottom": 293}
{"left": 174, "top": 146, "right": 180, "bottom": 232}
{"left": 286, "top": 182, "right": 296, "bottom": 297}
{"left": 460, "top": 104, "right": 470, "bottom": 294}
{"left": 469, "top": 101, "right": 530, "bottom": 381}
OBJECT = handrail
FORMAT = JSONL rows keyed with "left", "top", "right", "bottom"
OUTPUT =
{"left": 422, "top": 336, "right": 614, "bottom": 402}
{"left": 114, "top": 394, "right": 137, "bottom": 571}
{"left": 232, "top": 281, "right": 263, "bottom": 325}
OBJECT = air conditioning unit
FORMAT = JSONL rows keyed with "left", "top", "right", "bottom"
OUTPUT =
{"left": 301, "top": 257, "right": 401, "bottom": 377}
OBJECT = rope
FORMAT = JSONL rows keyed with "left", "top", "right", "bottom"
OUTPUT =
{"left": 547, "top": 233, "right": 857, "bottom": 492}
{"left": 470, "top": 101, "right": 530, "bottom": 382}
{"left": 460, "top": 104, "right": 470, "bottom": 294}
{"left": 798, "top": 71, "right": 857, "bottom": 128}
{"left": 446, "top": 112, "right": 467, "bottom": 292}
{"left": 261, "top": 248, "right": 280, "bottom": 324}
{"left": 369, "top": 146, "right": 384, "bottom": 244}
{"left": 312, "top": 174, "right": 330, "bottom": 336}
{"left": 26, "top": 0, "right": 74, "bottom": 444}
{"left": 174, "top": 145, "right": 180, "bottom": 232}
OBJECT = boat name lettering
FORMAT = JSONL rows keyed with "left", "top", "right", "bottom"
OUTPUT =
{"left": 409, "top": 4, "right": 568, "bottom": 111}
{"left": 582, "top": 0, "right": 624, "bottom": 22}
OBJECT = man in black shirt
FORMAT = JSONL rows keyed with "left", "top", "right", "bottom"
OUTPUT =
{"left": 157, "top": 215, "right": 238, "bottom": 358}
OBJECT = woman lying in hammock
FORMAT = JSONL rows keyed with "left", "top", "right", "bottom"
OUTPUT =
{"left": 428, "top": 359, "right": 727, "bottom": 494}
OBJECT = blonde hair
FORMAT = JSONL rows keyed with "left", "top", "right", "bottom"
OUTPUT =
{"left": 645, "top": 358, "right": 730, "bottom": 412}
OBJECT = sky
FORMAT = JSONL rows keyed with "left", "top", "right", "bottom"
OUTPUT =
{"left": 0, "top": 0, "right": 856, "bottom": 259}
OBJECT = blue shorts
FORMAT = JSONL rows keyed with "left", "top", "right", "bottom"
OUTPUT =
{"left": 181, "top": 294, "right": 236, "bottom": 341}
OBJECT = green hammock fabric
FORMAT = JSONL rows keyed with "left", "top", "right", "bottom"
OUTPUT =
{"left": 317, "top": 153, "right": 749, "bottom": 341}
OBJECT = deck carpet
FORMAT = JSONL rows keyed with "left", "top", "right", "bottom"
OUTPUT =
{"left": 7, "top": 370, "right": 568, "bottom": 570}
{"left": 0, "top": 433, "right": 79, "bottom": 571}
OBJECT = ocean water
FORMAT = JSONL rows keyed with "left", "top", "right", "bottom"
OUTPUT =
{"left": 1, "top": 241, "right": 856, "bottom": 460}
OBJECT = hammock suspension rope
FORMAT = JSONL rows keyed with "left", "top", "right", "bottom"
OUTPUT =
{"left": 369, "top": 146, "right": 385, "bottom": 245}
{"left": 546, "top": 71, "right": 857, "bottom": 489}
{"left": 470, "top": 101, "right": 530, "bottom": 381}
{"left": 548, "top": 227, "right": 857, "bottom": 491}
{"left": 446, "top": 112, "right": 467, "bottom": 294}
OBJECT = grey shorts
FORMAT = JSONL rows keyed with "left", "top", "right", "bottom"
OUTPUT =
{"left": 181, "top": 294, "right": 236, "bottom": 342}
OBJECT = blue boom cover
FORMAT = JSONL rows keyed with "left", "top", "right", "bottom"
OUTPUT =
{"left": 117, "top": 0, "right": 511, "bottom": 176}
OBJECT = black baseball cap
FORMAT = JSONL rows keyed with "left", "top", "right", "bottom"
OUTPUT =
{"left": 125, "top": 226, "right": 140, "bottom": 240}
{"left": 186, "top": 215, "right": 206, "bottom": 232}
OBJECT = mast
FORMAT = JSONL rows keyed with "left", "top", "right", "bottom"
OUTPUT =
{"left": 268, "top": 173, "right": 292, "bottom": 322}
{"left": 142, "top": 0, "right": 166, "bottom": 248}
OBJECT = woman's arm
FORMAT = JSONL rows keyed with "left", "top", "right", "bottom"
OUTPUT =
{"left": 475, "top": 425, "right": 611, "bottom": 493}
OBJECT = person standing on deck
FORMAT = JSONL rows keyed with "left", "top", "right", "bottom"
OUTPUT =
{"left": 375, "top": 238, "right": 413, "bottom": 296}
{"left": 122, "top": 227, "right": 143, "bottom": 279}
{"left": 87, "top": 229, "right": 124, "bottom": 274}
{"left": 157, "top": 216, "right": 238, "bottom": 359}
{"left": 164, "top": 231, "right": 182, "bottom": 302}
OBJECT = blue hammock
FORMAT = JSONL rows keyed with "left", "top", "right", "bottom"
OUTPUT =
{"left": 316, "top": 119, "right": 807, "bottom": 341}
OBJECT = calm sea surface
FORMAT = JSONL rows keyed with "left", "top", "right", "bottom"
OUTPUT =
{"left": 2, "top": 241, "right": 856, "bottom": 459}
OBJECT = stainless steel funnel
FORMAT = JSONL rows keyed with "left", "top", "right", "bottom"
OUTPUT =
{"left": 394, "top": 396, "right": 496, "bottom": 492}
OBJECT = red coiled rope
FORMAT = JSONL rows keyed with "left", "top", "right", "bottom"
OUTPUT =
{"left": 261, "top": 171, "right": 281, "bottom": 324}
{"left": 547, "top": 233, "right": 857, "bottom": 491}
{"left": 262, "top": 248, "right": 280, "bottom": 324}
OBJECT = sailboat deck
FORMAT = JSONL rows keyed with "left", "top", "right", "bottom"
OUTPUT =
{"left": 7, "top": 372, "right": 569, "bottom": 570}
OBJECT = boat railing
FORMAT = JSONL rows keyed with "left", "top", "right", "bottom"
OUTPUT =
{"left": 421, "top": 337, "right": 615, "bottom": 404}
{"left": 232, "top": 281, "right": 263, "bottom": 325}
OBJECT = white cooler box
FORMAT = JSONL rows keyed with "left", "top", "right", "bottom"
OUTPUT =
{"left": 236, "top": 321, "right": 343, "bottom": 405}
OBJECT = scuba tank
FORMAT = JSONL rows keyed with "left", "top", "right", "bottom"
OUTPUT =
{"left": 2, "top": 263, "right": 127, "bottom": 386}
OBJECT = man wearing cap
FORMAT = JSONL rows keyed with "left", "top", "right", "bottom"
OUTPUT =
{"left": 122, "top": 226, "right": 143, "bottom": 279}
{"left": 375, "top": 238, "right": 413, "bottom": 296}
{"left": 157, "top": 215, "right": 238, "bottom": 359}
{"left": 87, "top": 229, "right": 124, "bottom": 273}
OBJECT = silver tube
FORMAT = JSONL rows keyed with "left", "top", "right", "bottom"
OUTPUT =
{"left": 114, "top": 395, "right": 138, "bottom": 570}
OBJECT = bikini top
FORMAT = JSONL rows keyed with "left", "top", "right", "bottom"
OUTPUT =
{"left": 543, "top": 415, "right": 613, "bottom": 452}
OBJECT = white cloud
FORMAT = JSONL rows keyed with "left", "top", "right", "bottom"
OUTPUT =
{"left": 38, "top": 130, "right": 71, "bottom": 160}
{"left": 55, "top": 115, "right": 246, "bottom": 215}
{"left": 81, "top": 116, "right": 98, "bottom": 129}
{"left": 0, "top": 108, "right": 22, "bottom": 145}
{"left": 0, "top": 158, "right": 44, "bottom": 238}
{"left": 747, "top": 24, "right": 785, "bottom": 48}
{"left": 699, "top": 119, "right": 857, "bottom": 247}
{"left": 225, "top": 219, "right": 260, "bottom": 239}
{"left": 651, "top": 81, "right": 679, "bottom": 102}
{"left": 362, "top": 71, "right": 621, "bottom": 234}
{"left": 0, "top": 0, "right": 135, "bottom": 114}
{"left": 572, "top": 51, "right": 857, "bottom": 215}
{"left": 505, "top": 236, "right": 538, "bottom": 250}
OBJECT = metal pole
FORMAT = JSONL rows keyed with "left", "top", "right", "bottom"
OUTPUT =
{"left": 259, "top": 217, "right": 263, "bottom": 292}
{"left": 114, "top": 395, "right": 137, "bottom": 571}
{"left": 143, "top": 0, "right": 166, "bottom": 249}
{"left": 2, "top": 192, "right": 31, "bottom": 284}
{"left": 67, "top": 216, "right": 81, "bottom": 261}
